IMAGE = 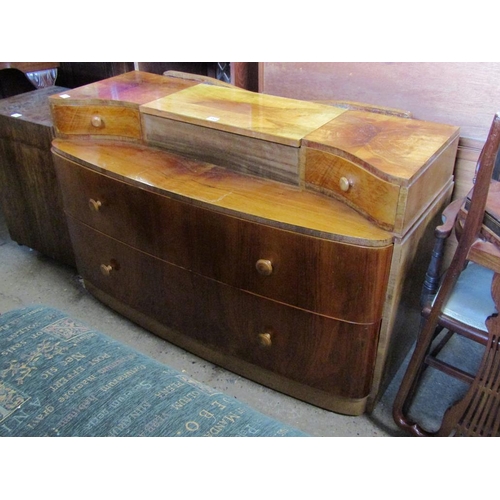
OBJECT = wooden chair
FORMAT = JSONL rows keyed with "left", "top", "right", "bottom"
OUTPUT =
{"left": 392, "top": 112, "right": 500, "bottom": 436}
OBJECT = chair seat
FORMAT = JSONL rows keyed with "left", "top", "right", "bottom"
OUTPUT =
{"left": 440, "top": 262, "right": 497, "bottom": 332}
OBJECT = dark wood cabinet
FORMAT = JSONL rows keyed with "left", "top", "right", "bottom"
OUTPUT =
{"left": 0, "top": 87, "right": 75, "bottom": 266}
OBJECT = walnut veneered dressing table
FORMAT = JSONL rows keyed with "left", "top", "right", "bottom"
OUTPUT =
{"left": 49, "top": 71, "right": 460, "bottom": 415}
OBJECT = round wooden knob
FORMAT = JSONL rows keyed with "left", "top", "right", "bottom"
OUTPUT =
{"left": 256, "top": 259, "right": 273, "bottom": 276}
{"left": 339, "top": 176, "right": 351, "bottom": 192}
{"left": 257, "top": 332, "right": 272, "bottom": 348}
{"left": 91, "top": 115, "right": 104, "bottom": 128}
{"left": 88, "top": 198, "right": 102, "bottom": 212}
{"left": 100, "top": 264, "right": 113, "bottom": 276}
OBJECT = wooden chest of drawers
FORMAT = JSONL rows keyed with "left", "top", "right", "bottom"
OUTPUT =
{"left": 49, "top": 72, "right": 460, "bottom": 414}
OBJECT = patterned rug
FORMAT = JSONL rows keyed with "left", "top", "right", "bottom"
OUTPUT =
{"left": 0, "top": 306, "right": 307, "bottom": 437}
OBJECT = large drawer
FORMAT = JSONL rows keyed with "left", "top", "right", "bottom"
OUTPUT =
{"left": 68, "top": 219, "right": 381, "bottom": 401}
{"left": 55, "top": 156, "right": 393, "bottom": 323}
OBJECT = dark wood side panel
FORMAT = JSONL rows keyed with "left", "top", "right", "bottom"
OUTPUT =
{"left": 0, "top": 88, "right": 75, "bottom": 266}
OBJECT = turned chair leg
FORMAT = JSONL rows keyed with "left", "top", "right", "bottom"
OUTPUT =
{"left": 393, "top": 317, "right": 442, "bottom": 436}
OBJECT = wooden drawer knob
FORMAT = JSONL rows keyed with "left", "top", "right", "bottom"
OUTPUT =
{"left": 100, "top": 264, "right": 113, "bottom": 276}
{"left": 339, "top": 176, "right": 351, "bottom": 192}
{"left": 88, "top": 198, "right": 102, "bottom": 212}
{"left": 91, "top": 115, "right": 104, "bottom": 128}
{"left": 256, "top": 259, "right": 273, "bottom": 276}
{"left": 257, "top": 332, "right": 272, "bottom": 348}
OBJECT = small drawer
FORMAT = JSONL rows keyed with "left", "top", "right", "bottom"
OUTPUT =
{"left": 51, "top": 104, "right": 142, "bottom": 140}
{"left": 305, "top": 147, "right": 400, "bottom": 231}
{"left": 67, "top": 219, "right": 380, "bottom": 401}
{"left": 55, "top": 155, "right": 392, "bottom": 323}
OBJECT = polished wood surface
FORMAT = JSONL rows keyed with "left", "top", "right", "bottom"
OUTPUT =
{"left": 143, "top": 115, "right": 303, "bottom": 185}
{"left": 51, "top": 104, "right": 142, "bottom": 140}
{"left": 49, "top": 71, "right": 200, "bottom": 141}
{"left": 68, "top": 220, "right": 382, "bottom": 404}
{"left": 140, "top": 84, "right": 345, "bottom": 147}
{"left": 49, "top": 71, "right": 197, "bottom": 105}
{"left": 370, "top": 181, "right": 454, "bottom": 408}
{"left": 52, "top": 140, "right": 393, "bottom": 246}
{"left": 259, "top": 62, "right": 491, "bottom": 224}
{"left": 305, "top": 147, "right": 401, "bottom": 229}
{"left": 304, "top": 110, "right": 459, "bottom": 233}
{"left": 84, "top": 282, "right": 372, "bottom": 415}
{"left": 54, "top": 153, "right": 392, "bottom": 323}
{"left": 303, "top": 110, "right": 459, "bottom": 182}
{"left": 315, "top": 99, "right": 413, "bottom": 118}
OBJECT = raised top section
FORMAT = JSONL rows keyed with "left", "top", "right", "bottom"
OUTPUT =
{"left": 48, "top": 71, "right": 460, "bottom": 235}
{"left": 140, "top": 84, "right": 345, "bottom": 147}
{"left": 303, "top": 109, "right": 460, "bottom": 185}
{"left": 49, "top": 71, "right": 198, "bottom": 106}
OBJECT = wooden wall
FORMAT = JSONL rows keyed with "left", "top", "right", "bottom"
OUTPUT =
{"left": 259, "top": 62, "right": 500, "bottom": 201}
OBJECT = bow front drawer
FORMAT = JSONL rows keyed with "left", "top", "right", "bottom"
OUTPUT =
{"left": 67, "top": 219, "right": 381, "bottom": 411}
{"left": 54, "top": 153, "right": 392, "bottom": 324}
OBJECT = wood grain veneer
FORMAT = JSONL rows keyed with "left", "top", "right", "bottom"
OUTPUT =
{"left": 49, "top": 71, "right": 198, "bottom": 141}
{"left": 140, "top": 84, "right": 345, "bottom": 147}
{"left": 52, "top": 138, "right": 393, "bottom": 414}
{"left": 68, "top": 220, "right": 382, "bottom": 405}
{"left": 52, "top": 140, "right": 393, "bottom": 247}
{"left": 303, "top": 110, "right": 460, "bottom": 233}
{"left": 54, "top": 151, "right": 392, "bottom": 323}
{"left": 140, "top": 84, "right": 345, "bottom": 185}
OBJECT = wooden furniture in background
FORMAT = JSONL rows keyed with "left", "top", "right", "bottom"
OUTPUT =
{"left": 163, "top": 70, "right": 238, "bottom": 88}
{"left": 0, "top": 68, "right": 36, "bottom": 99}
{"left": 56, "top": 62, "right": 135, "bottom": 88}
{"left": 230, "top": 62, "right": 258, "bottom": 91}
{"left": 0, "top": 62, "right": 59, "bottom": 74}
{"left": 0, "top": 63, "right": 60, "bottom": 92}
{"left": 0, "top": 87, "right": 75, "bottom": 266}
{"left": 55, "top": 63, "right": 258, "bottom": 91}
{"left": 49, "top": 71, "right": 459, "bottom": 414}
